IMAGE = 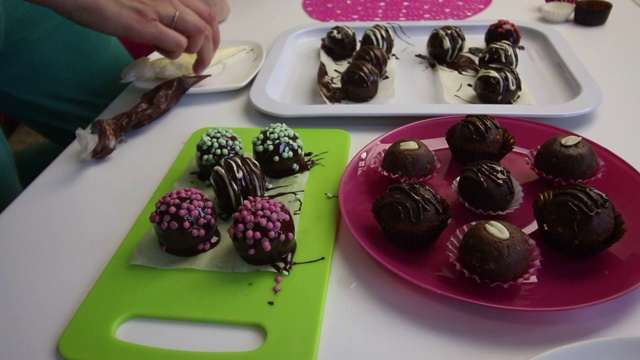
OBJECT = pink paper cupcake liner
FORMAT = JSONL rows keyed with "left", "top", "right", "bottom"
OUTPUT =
{"left": 526, "top": 146, "right": 606, "bottom": 186}
{"left": 371, "top": 148, "right": 441, "bottom": 183}
{"left": 451, "top": 176, "right": 524, "bottom": 215}
{"left": 446, "top": 222, "right": 542, "bottom": 288}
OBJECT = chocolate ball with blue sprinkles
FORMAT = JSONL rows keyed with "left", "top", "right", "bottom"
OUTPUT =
{"left": 252, "top": 123, "right": 309, "bottom": 179}
{"left": 195, "top": 127, "right": 243, "bottom": 181}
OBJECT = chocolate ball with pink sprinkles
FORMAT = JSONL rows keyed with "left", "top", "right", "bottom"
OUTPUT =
{"left": 149, "top": 188, "right": 221, "bottom": 257}
{"left": 228, "top": 196, "right": 297, "bottom": 272}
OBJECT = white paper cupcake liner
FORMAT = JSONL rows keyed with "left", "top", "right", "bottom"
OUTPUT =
{"left": 451, "top": 176, "right": 524, "bottom": 215}
{"left": 541, "top": 2, "right": 576, "bottom": 23}
{"left": 446, "top": 222, "right": 542, "bottom": 288}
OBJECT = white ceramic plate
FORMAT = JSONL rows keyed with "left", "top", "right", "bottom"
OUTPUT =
{"left": 249, "top": 21, "right": 602, "bottom": 118}
{"left": 531, "top": 337, "right": 640, "bottom": 360}
{"left": 133, "top": 40, "right": 265, "bottom": 94}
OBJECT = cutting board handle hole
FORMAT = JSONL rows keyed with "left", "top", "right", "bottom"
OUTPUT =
{"left": 116, "top": 317, "right": 265, "bottom": 352}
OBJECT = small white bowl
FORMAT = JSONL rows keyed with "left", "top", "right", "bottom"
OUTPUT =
{"left": 541, "top": 2, "right": 575, "bottom": 23}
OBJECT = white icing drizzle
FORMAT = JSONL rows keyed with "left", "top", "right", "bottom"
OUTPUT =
{"left": 433, "top": 27, "right": 464, "bottom": 62}
{"left": 363, "top": 25, "right": 393, "bottom": 54}
{"left": 477, "top": 66, "right": 519, "bottom": 101}
{"left": 481, "top": 40, "right": 518, "bottom": 68}
{"left": 329, "top": 25, "right": 355, "bottom": 40}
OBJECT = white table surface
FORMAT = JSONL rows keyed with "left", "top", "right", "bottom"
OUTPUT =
{"left": 2, "top": 0, "right": 640, "bottom": 359}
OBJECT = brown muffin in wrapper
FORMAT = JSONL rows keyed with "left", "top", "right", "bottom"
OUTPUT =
{"left": 446, "top": 221, "right": 542, "bottom": 288}
{"left": 445, "top": 115, "right": 516, "bottom": 166}
{"left": 526, "top": 146, "right": 606, "bottom": 186}
{"left": 533, "top": 184, "right": 626, "bottom": 258}
{"left": 372, "top": 182, "right": 452, "bottom": 250}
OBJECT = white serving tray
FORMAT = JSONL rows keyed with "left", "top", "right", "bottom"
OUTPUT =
{"left": 249, "top": 21, "right": 602, "bottom": 118}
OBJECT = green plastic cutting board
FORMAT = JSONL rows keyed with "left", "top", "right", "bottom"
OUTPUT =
{"left": 58, "top": 127, "right": 351, "bottom": 360}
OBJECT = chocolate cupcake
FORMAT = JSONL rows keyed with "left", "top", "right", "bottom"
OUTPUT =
{"left": 381, "top": 139, "right": 438, "bottom": 181}
{"left": 473, "top": 64, "right": 522, "bottom": 104}
{"left": 455, "top": 160, "right": 521, "bottom": 214}
{"left": 195, "top": 127, "right": 244, "bottom": 181}
{"left": 456, "top": 220, "right": 534, "bottom": 284}
{"left": 372, "top": 182, "right": 452, "bottom": 250}
{"left": 532, "top": 135, "right": 601, "bottom": 183}
{"left": 228, "top": 196, "right": 297, "bottom": 272}
{"left": 533, "top": 184, "right": 626, "bottom": 258}
{"left": 321, "top": 25, "right": 357, "bottom": 61}
{"left": 574, "top": 0, "right": 612, "bottom": 26}
{"left": 340, "top": 60, "right": 380, "bottom": 102}
{"left": 361, "top": 24, "right": 394, "bottom": 55}
{"left": 252, "top": 123, "right": 309, "bottom": 179}
{"left": 210, "top": 155, "right": 266, "bottom": 214}
{"left": 478, "top": 40, "right": 519, "bottom": 69}
{"left": 149, "top": 188, "right": 221, "bottom": 257}
{"left": 352, "top": 45, "right": 388, "bottom": 77}
{"left": 426, "top": 25, "right": 466, "bottom": 64}
{"left": 485, "top": 19, "right": 522, "bottom": 47}
{"left": 445, "top": 114, "right": 516, "bottom": 165}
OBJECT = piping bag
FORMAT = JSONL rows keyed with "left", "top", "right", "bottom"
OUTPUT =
{"left": 76, "top": 75, "right": 208, "bottom": 160}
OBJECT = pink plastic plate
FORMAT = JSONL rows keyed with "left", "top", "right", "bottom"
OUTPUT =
{"left": 339, "top": 116, "right": 640, "bottom": 311}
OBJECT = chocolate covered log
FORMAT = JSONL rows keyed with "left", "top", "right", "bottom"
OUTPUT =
{"left": 76, "top": 75, "right": 208, "bottom": 160}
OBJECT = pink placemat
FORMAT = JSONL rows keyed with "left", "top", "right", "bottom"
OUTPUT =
{"left": 303, "top": 0, "right": 492, "bottom": 22}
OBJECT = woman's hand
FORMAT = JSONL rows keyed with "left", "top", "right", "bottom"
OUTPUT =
{"left": 30, "top": 0, "right": 230, "bottom": 74}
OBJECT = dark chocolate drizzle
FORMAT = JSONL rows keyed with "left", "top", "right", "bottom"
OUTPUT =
{"left": 461, "top": 161, "right": 514, "bottom": 194}
{"left": 381, "top": 182, "right": 446, "bottom": 223}
{"left": 387, "top": 22, "right": 413, "bottom": 47}
{"left": 460, "top": 114, "right": 501, "bottom": 136}
{"left": 554, "top": 185, "right": 610, "bottom": 218}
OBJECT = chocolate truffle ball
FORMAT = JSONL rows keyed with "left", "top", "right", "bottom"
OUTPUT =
{"left": 228, "top": 197, "right": 297, "bottom": 270}
{"left": 361, "top": 24, "right": 394, "bottom": 55}
{"left": 533, "top": 135, "right": 600, "bottom": 182}
{"left": 149, "top": 188, "right": 220, "bottom": 257}
{"left": 473, "top": 64, "right": 522, "bottom": 104}
{"left": 252, "top": 123, "right": 307, "bottom": 179}
{"left": 445, "top": 114, "right": 515, "bottom": 165}
{"left": 485, "top": 19, "right": 521, "bottom": 47}
{"left": 195, "top": 127, "right": 243, "bottom": 181}
{"left": 340, "top": 60, "right": 380, "bottom": 102}
{"left": 382, "top": 138, "right": 437, "bottom": 179}
{"left": 211, "top": 155, "right": 266, "bottom": 214}
{"left": 321, "top": 25, "right": 357, "bottom": 61}
{"left": 426, "top": 25, "right": 466, "bottom": 64}
{"left": 352, "top": 45, "right": 388, "bottom": 77}
{"left": 457, "top": 160, "right": 515, "bottom": 213}
{"left": 372, "top": 182, "right": 452, "bottom": 250}
{"left": 533, "top": 184, "right": 625, "bottom": 258}
{"left": 458, "top": 220, "right": 531, "bottom": 283}
{"left": 478, "top": 40, "right": 519, "bottom": 69}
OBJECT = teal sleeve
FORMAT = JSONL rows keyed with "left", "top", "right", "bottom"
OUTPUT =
{"left": 0, "top": 0, "right": 133, "bottom": 147}
{"left": 0, "top": 131, "right": 23, "bottom": 213}
{"left": 0, "top": 0, "right": 134, "bottom": 212}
